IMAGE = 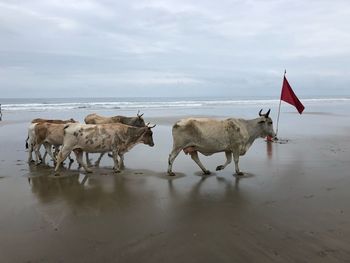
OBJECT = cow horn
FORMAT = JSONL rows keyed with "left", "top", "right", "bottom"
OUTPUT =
{"left": 137, "top": 110, "right": 144, "bottom": 118}
{"left": 259, "top": 109, "right": 271, "bottom": 117}
{"left": 146, "top": 122, "right": 156, "bottom": 128}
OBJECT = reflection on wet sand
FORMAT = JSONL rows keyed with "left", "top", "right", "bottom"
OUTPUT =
{"left": 28, "top": 170, "right": 147, "bottom": 208}
{"left": 27, "top": 163, "right": 250, "bottom": 218}
{"left": 267, "top": 140, "right": 273, "bottom": 159}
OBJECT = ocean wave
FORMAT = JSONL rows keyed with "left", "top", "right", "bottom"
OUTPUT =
{"left": 1, "top": 98, "right": 350, "bottom": 112}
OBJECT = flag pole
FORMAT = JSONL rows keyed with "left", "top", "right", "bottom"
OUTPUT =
{"left": 275, "top": 70, "right": 286, "bottom": 138}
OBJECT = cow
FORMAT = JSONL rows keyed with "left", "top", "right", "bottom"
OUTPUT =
{"left": 26, "top": 118, "right": 77, "bottom": 163}
{"left": 84, "top": 111, "right": 146, "bottom": 167}
{"left": 167, "top": 109, "right": 275, "bottom": 176}
{"left": 31, "top": 118, "right": 76, "bottom": 124}
{"left": 55, "top": 123, "right": 155, "bottom": 173}
{"left": 84, "top": 111, "right": 145, "bottom": 126}
{"left": 32, "top": 122, "right": 76, "bottom": 165}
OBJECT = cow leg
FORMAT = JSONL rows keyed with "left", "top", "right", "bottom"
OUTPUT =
{"left": 112, "top": 150, "right": 121, "bottom": 173}
{"left": 55, "top": 146, "right": 73, "bottom": 172}
{"left": 43, "top": 142, "right": 56, "bottom": 165}
{"left": 190, "top": 151, "right": 211, "bottom": 175}
{"left": 53, "top": 146, "right": 59, "bottom": 158}
{"left": 94, "top": 153, "right": 105, "bottom": 167}
{"left": 233, "top": 152, "right": 243, "bottom": 176}
{"left": 74, "top": 150, "right": 93, "bottom": 173}
{"left": 216, "top": 151, "right": 232, "bottom": 171}
{"left": 42, "top": 150, "right": 47, "bottom": 164}
{"left": 167, "top": 147, "right": 182, "bottom": 176}
{"left": 119, "top": 153, "right": 125, "bottom": 170}
{"left": 39, "top": 153, "right": 43, "bottom": 162}
{"left": 68, "top": 153, "right": 74, "bottom": 164}
{"left": 53, "top": 146, "right": 74, "bottom": 165}
{"left": 26, "top": 134, "right": 36, "bottom": 163}
{"left": 107, "top": 152, "right": 123, "bottom": 168}
{"left": 26, "top": 135, "right": 33, "bottom": 163}
{"left": 27, "top": 141, "right": 35, "bottom": 163}
{"left": 85, "top": 152, "right": 92, "bottom": 167}
{"left": 33, "top": 143, "right": 43, "bottom": 165}
{"left": 67, "top": 158, "right": 74, "bottom": 170}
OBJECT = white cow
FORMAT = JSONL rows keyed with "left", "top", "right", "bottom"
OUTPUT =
{"left": 84, "top": 112, "right": 146, "bottom": 167}
{"left": 167, "top": 109, "right": 276, "bottom": 176}
{"left": 55, "top": 123, "right": 155, "bottom": 173}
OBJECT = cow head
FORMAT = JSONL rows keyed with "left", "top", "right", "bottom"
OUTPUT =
{"left": 132, "top": 110, "right": 146, "bottom": 127}
{"left": 69, "top": 118, "right": 78, "bottom": 123}
{"left": 258, "top": 109, "right": 276, "bottom": 138}
{"left": 141, "top": 123, "right": 156, "bottom": 147}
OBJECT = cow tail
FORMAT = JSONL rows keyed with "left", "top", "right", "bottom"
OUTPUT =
{"left": 63, "top": 124, "right": 71, "bottom": 135}
{"left": 25, "top": 136, "right": 29, "bottom": 149}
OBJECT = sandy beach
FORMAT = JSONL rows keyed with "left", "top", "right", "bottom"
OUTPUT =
{"left": 0, "top": 107, "right": 350, "bottom": 262}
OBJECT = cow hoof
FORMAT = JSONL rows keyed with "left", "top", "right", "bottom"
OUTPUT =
{"left": 168, "top": 172, "right": 176, "bottom": 176}
{"left": 235, "top": 171, "right": 244, "bottom": 176}
{"left": 203, "top": 170, "right": 211, "bottom": 175}
{"left": 114, "top": 170, "right": 121, "bottom": 173}
{"left": 216, "top": 165, "right": 224, "bottom": 171}
{"left": 94, "top": 162, "right": 100, "bottom": 167}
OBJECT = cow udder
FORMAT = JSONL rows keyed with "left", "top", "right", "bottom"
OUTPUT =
{"left": 183, "top": 146, "right": 196, "bottom": 155}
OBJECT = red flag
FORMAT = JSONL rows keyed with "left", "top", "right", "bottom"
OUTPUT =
{"left": 281, "top": 76, "right": 305, "bottom": 114}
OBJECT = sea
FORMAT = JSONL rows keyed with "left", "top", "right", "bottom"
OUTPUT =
{"left": 0, "top": 96, "right": 350, "bottom": 114}
{"left": 1, "top": 96, "right": 350, "bottom": 124}
{"left": 1, "top": 96, "right": 350, "bottom": 138}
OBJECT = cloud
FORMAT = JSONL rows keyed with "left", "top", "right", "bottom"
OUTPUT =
{"left": 0, "top": 0, "right": 349, "bottom": 97}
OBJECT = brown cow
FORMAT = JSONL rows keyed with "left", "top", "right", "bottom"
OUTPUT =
{"left": 32, "top": 123, "right": 70, "bottom": 165}
{"left": 31, "top": 118, "right": 76, "bottom": 124}
{"left": 84, "top": 112, "right": 145, "bottom": 126}
{"left": 26, "top": 118, "right": 77, "bottom": 164}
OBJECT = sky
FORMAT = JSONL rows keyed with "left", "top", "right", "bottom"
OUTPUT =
{"left": 0, "top": 0, "right": 349, "bottom": 98}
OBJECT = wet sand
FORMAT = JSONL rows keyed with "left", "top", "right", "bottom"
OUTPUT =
{"left": 0, "top": 110, "right": 350, "bottom": 262}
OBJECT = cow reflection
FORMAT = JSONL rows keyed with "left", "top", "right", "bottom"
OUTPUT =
{"left": 27, "top": 169, "right": 151, "bottom": 211}
{"left": 28, "top": 173, "right": 88, "bottom": 204}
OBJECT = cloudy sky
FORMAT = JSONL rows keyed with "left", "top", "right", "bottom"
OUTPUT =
{"left": 0, "top": 0, "right": 349, "bottom": 98}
